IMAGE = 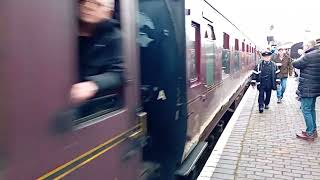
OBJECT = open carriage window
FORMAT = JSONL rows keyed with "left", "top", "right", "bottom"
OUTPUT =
{"left": 234, "top": 39, "right": 240, "bottom": 72}
{"left": 235, "top": 39, "right": 239, "bottom": 51}
{"left": 223, "top": 33, "right": 230, "bottom": 49}
{"left": 187, "top": 22, "right": 201, "bottom": 85}
{"left": 205, "top": 24, "right": 216, "bottom": 86}
{"left": 222, "top": 33, "right": 230, "bottom": 79}
{"left": 74, "top": 0, "right": 123, "bottom": 125}
{"left": 205, "top": 25, "right": 216, "bottom": 40}
{"left": 242, "top": 42, "right": 245, "bottom": 52}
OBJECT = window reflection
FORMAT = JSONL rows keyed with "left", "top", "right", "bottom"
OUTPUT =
{"left": 187, "top": 22, "right": 200, "bottom": 84}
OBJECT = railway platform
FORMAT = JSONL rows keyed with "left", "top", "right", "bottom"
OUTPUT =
{"left": 198, "top": 77, "right": 320, "bottom": 180}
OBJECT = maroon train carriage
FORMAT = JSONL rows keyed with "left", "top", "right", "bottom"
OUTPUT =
{"left": 0, "top": 0, "right": 258, "bottom": 179}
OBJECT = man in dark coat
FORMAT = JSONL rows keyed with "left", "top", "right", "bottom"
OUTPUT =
{"left": 293, "top": 40, "right": 320, "bottom": 141}
{"left": 272, "top": 48, "right": 293, "bottom": 103}
{"left": 72, "top": 0, "right": 123, "bottom": 118}
{"left": 252, "top": 51, "right": 280, "bottom": 113}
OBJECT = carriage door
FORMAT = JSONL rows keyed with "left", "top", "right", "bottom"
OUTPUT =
{"left": 2, "top": 0, "right": 143, "bottom": 179}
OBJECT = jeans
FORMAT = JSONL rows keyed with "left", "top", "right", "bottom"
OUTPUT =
{"left": 301, "top": 97, "right": 317, "bottom": 135}
{"left": 276, "top": 78, "right": 287, "bottom": 99}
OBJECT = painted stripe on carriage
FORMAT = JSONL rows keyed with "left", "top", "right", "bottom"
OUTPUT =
{"left": 37, "top": 124, "right": 141, "bottom": 180}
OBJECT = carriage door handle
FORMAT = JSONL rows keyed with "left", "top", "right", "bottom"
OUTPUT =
{"left": 128, "top": 112, "right": 148, "bottom": 139}
{"left": 200, "top": 94, "right": 207, "bottom": 101}
{"left": 187, "top": 112, "right": 194, "bottom": 118}
{"left": 122, "top": 112, "right": 148, "bottom": 161}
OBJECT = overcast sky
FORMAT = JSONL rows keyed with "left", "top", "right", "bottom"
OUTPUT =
{"left": 211, "top": 0, "right": 320, "bottom": 49}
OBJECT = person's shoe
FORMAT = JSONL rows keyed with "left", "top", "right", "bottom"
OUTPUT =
{"left": 264, "top": 105, "right": 269, "bottom": 109}
{"left": 259, "top": 108, "right": 263, "bottom": 113}
{"left": 302, "top": 130, "right": 318, "bottom": 138}
{"left": 277, "top": 98, "right": 282, "bottom": 104}
{"left": 296, "top": 132, "right": 315, "bottom": 141}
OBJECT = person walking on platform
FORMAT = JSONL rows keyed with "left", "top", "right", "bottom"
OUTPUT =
{"left": 272, "top": 48, "right": 293, "bottom": 103}
{"left": 293, "top": 40, "right": 320, "bottom": 141}
{"left": 251, "top": 51, "right": 280, "bottom": 113}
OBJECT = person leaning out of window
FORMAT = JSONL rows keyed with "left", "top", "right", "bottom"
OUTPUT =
{"left": 71, "top": 0, "right": 123, "bottom": 117}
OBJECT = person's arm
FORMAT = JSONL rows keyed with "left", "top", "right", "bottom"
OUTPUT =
{"left": 86, "top": 71, "right": 123, "bottom": 93}
{"left": 71, "top": 33, "right": 123, "bottom": 104}
{"left": 288, "top": 57, "right": 293, "bottom": 76}
{"left": 275, "top": 63, "right": 281, "bottom": 84}
{"left": 251, "top": 63, "right": 260, "bottom": 86}
{"left": 85, "top": 36, "right": 124, "bottom": 93}
{"left": 292, "top": 54, "right": 308, "bottom": 69}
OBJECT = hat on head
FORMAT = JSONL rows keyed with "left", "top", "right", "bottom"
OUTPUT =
{"left": 316, "top": 38, "right": 320, "bottom": 46}
{"left": 261, "top": 51, "right": 272, "bottom": 57}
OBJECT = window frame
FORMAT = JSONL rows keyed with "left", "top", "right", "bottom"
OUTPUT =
{"left": 242, "top": 42, "right": 245, "bottom": 52}
{"left": 205, "top": 24, "right": 216, "bottom": 40}
{"left": 71, "top": 0, "right": 138, "bottom": 128}
{"left": 221, "top": 32, "right": 231, "bottom": 80}
{"left": 204, "top": 24, "right": 216, "bottom": 86}
{"left": 188, "top": 22, "right": 201, "bottom": 86}
{"left": 235, "top": 39, "right": 239, "bottom": 51}
{"left": 223, "top": 32, "right": 230, "bottom": 49}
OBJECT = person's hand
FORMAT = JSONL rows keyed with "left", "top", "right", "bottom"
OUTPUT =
{"left": 70, "top": 81, "right": 98, "bottom": 104}
{"left": 251, "top": 83, "right": 256, "bottom": 89}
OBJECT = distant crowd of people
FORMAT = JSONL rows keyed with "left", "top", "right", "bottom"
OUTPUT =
{"left": 251, "top": 38, "right": 320, "bottom": 141}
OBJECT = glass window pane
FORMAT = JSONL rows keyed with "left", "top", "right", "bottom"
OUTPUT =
{"left": 187, "top": 22, "right": 200, "bottom": 83}
{"left": 205, "top": 25, "right": 215, "bottom": 86}
{"left": 222, "top": 50, "right": 230, "bottom": 79}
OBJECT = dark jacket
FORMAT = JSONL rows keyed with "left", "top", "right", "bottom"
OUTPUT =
{"left": 272, "top": 54, "right": 293, "bottom": 78}
{"left": 252, "top": 60, "right": 280, "bottom": 90}
{"left": 77, "top": 19, "right": 123, "bottom": 118}
{"left": 79, "top": 19, "right": 123, "bottom": 95}
{"left": 292, "top": 48, "right": 320, "bottom": 98}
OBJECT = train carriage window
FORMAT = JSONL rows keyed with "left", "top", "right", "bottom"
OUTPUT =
{"left": 223, "top": 33, "right": 230, "bottom": 49}
{"left": 235, "top": 39, "right": 239, "bottom": 51}
{"left": 72, "top": 0, "right": 124, "bottom": 124}
{"left": 234, "top": 39, "right": 240, "bottom": 72}
{"left": 242, "top": 42, "right": 245, "bottom": 52}
{"left": 205, "top": 25, "right": 216, "bottom": 40}
{"left": 187, "top": 22, "right": 201, "bottom": 85}
{"left": 205, "top": 25, "right": 216, "bottom": 86}
{"left": 222, "top": 33, "right": 230, "bottom": 79}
